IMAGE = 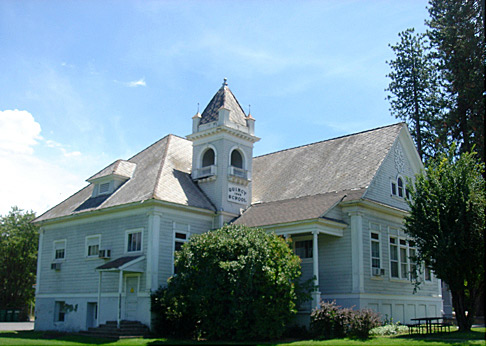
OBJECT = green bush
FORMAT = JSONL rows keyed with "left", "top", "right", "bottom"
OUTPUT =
{"left": 151, "top": 225, "right": 311, "bottom": 340}
{"left": 370, "top": 322, "right": 409, "bottom": 336}
{"left": 310, "top": 301, "right": 381, "bottom": 339}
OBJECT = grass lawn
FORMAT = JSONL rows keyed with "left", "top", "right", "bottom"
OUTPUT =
{"left": 0, "top": 328, "right": 484, "bottom": 346}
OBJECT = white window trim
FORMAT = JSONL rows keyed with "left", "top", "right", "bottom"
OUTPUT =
{"left": 172, "top": 222, "right": 190, "bottom": 275}
{"left": 389, "top": 236, "right": 399, "bottom": 279}
{"left": 370, "top": 230, "right": 381, "bottom": 275}
{"left": 293, "top": 235, "right": 313, "bottom": 263}
{"left": 54, "top": 301, "right": 66, "bottom": 323}
{"left": 125, "top": 228, "right": 143, "bottom": 254}
{"left": 53, "top": 239, "right": 67, "bottom": 262}
{"left": 424, "top": 264, "right": 433, "bottom": 282}
{"left": 389, "top": 234, "right": 418, "bottom": 281}
{"left": 85, "top": 234, "right": 101, "bottom": 259}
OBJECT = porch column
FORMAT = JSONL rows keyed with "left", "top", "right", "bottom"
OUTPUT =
{"left": 97, "top": 271, "right": 102, "bottom": 326}
{"left": 311, "top": 231, "right": 321, "bottom": 308}
{"left": 349, "top": 211, "right": 364, "bottom": 293}
{"left": 117, "top": 270, "right": 123, "bottom": 328}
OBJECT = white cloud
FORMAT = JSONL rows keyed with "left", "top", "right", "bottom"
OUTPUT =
{"left": 127, "top": 78, "right": 146, "bottom": 87}
{"left": 0, "top": 110, "right": 87, "bottom": 216}
{"left": 0, "top": 110, "right": 42, "bottom": 154}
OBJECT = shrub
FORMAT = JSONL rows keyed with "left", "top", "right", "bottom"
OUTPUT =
{"left": 347, "top": 308, "right": 382, "bottom": 339}
{"left": 310, "top": 301, "right": 347, "bottom": 339}
{"left": 151, "top": 225, "right": 311, "bottom": 340}
{"left": 310, "top": 301, "right": 381, "bottom": 339}
{"left": 370, "top": 322, "right": 409, "bottom": 336}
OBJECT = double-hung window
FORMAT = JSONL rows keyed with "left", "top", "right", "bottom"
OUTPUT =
{"left": 294, "top": 240, "right": 313, "bottom": 259}
{"left": 389, "top": 237, "right": 399, "bottom": 278}
{"left": 53, "top": 240, "right": 66, "bottom": 261}
{"left": 126, "top": 229, "right": 142, "bottom": 253}
{"left": 173, "top": 223, "right": 190, "bottom": 274}
{"left": 54, "top": 301, "right": 66, "bottom": 322}
{"left": 86, "top": 235, "right": 101, "bottom": 258}
{"left": 371, "top": 232, "right": 381, "bottom": 272}
{"left": 391, "top": 236, "right": 417, "bottom": 280}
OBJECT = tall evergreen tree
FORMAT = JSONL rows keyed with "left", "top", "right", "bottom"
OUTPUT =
{"left": 427, "top": 0, "right": 486, "bottom": 163}
{"left": 386, "top": 28, "right": 443, "bottom": 162}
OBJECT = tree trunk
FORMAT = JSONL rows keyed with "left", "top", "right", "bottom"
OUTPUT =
{"left": 451, "top": 289, "right": 474, "bottom": 331}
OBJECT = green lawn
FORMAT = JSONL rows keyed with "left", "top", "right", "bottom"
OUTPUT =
{"left": 0, "top": 328, "right": 484, "bottom": 346}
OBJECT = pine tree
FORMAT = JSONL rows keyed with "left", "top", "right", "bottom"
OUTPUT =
{"left": 386, "top": 28, "right": 443, "bottom": 162}
{"left": 427, "top": 0, "right": 486, "bottom": 163}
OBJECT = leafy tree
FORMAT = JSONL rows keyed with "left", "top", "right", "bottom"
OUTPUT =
{"left": 151, "top": 224, "right": 311, "bottom": 340}
{"left": 426, "top": 0, "right": 486, "bottom": 163}
{"left": 405, "top": 146, "right": 485, "bottom": 331}
{"left": 0, "top": 207, "right": 38, "bottom": 319}
{"left": 386, "top": 28, "right": 443, "bottom": 162}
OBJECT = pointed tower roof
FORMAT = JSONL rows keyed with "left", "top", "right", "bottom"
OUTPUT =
{"left": 199, "top": 78, "right": 247, "bottom": 127}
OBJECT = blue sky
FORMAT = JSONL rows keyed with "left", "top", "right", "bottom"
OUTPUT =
{"left": 0, "top": 0, "right": 429, "bottom": 215}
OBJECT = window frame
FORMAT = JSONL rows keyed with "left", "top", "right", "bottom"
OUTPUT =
{"left": 389, "top": 237, "right": 399, "bottom": 278}
{"left": 370, "top": 231, "right": 381, "bottom": 275}
{"left": 54, "top": 301, "right": 66, "bottom": 322}
{"left": 85, "top": 234, "right": 101, "bottom": 259}
{"left": 172, "top": 222, "right": 190, "bottom": 275}
{"left": 53, "top": 239, "right": 67, "bottom": 261}
{"left": 293, "top": 235, "right": 313, "bottom": 262}
{"left": 125, "top": 228, "right": 143, "bottom": 254}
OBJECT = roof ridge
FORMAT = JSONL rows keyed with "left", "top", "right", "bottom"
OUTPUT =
{"left": 151, "top": 134, "right": 173, "bottom": 199}
{"left": 252, "top": 187, "right": 367, "bottom": 206}
{"left": 126, "top": 134, "right": 174, "bottom": 162}
{"left": 254, "top": 122, "right": 405, "bottom": 159}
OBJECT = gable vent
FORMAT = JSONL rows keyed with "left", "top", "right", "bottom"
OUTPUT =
{"left": 99, "top": 182, "right": 110, "bottom": 194}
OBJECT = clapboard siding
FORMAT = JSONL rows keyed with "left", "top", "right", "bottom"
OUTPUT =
{"left": 39, "top": 212, "right": 148, "bottom": 295}
{"left": 319, "top": 231, "right": 352, "bottom": 294}
{"left": 362, "top": 213, "right": 439, "bottom": 297}
{"left": 157, "top": 208, "right": 214, "bottom": 286}
{"left": 365, "top": 139, "right": 416, "bottom": 210}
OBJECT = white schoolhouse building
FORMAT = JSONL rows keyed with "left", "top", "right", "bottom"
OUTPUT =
{"left": 33, "top": 80, "right": 442, "bottom": 332}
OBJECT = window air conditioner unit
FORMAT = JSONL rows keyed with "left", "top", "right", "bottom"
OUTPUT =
{"left": 372, "top": 268, "right": 384, "bottom": 276}
{"left": 99, "top": 249, "right": 111, "bottom": 259}
{"left": 51, "top": 263, "right": 61, "bottom": 271}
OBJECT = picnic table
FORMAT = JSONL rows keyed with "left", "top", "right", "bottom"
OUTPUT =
{"left": 410, "top": 317, "right": 451, "bottom": 334}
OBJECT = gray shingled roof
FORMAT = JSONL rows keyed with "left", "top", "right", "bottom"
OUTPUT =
{"left": 233, "top": 123, "right": 405, "bottom": 226}
{"left": 34, "top": 135, "right": 215, "bottom": 223}
{"left": 252, "top": 123, "right": 404, "bottom": 204}
{"left": 234, "top": 189, "right": 365, "bottom": 227}
{"left": 199, "top": 82, "right": 247, "bottom": 127}
{"left": 87, "top": 160, "right": 136, "bottom": 182}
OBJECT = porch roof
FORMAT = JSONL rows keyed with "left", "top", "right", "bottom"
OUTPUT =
{"left": 96, "top": 255, "right": 145, "bottom": 272}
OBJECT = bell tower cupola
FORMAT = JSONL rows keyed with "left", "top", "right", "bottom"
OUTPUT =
{"left": 187, "top": 79, "right": 260, "bottom": 221}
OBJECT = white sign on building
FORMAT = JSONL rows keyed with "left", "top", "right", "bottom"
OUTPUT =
{"left": 227, "top": 183, "right": 248, "bottom": 204}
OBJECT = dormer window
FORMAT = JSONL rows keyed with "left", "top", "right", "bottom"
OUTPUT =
{"left": 86, "top": 160, "right": 136, "bottom": 198}
{"left": 99, "top": 182, "right": 110, "bottom": 195}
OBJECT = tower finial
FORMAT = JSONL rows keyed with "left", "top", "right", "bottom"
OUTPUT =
{"left": 223, "top": 78, "right": 228, "bottom": 87}
{"left": 197, "top": 102, "right": 200, "bottom": 113}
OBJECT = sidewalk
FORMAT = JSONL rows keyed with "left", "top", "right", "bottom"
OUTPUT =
{"left": 0, "top": 321, "right": 34, "bottom": 331}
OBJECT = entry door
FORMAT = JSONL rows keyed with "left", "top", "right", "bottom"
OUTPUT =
{"left": 124, "top": 276, "right": 138, "bottom": 321}
{"left": 86, "top": 302, "right": 97, "bottom": 328}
